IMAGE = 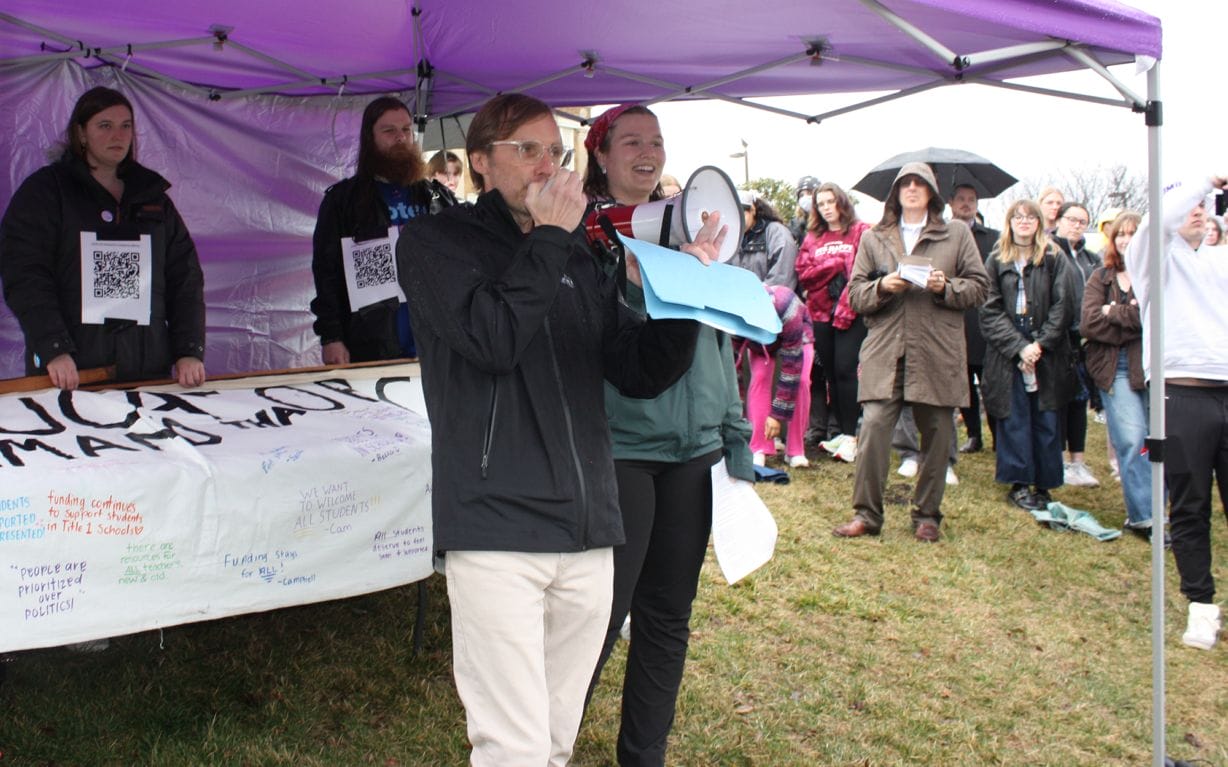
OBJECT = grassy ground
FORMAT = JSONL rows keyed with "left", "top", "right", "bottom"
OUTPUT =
{"left": 2, "top": 422, "right": 1227, "bottom": 766}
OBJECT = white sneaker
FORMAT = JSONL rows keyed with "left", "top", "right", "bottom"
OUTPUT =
{"left": 1064, "top": 461, "right": 1093, "bottom": 487}
{"left": 1073, "top": 461, "right": 1100, "bottom": 487}
{"left": 819, "top": 434, "right": 848, "bottom": 454}
{"left": 619, "top": 615, "right": 632, "bottom": 642}
{"left": 774, "top": 437, "right": 787, "bottom": 452}
{"left": 945, "top": 466, "right": 959, "bottom": 486}
{"left": 788, "top": 454, "right": 810, "bottom": 468}
{"left": 833, "top": 437, "right": 857, "bottom": 463}
{"left": 752, "top": 451, "right": 766, "bottom": 467}
{"left": 897, "top": 457, "right": 918, "bottom": 478}
{"left": 1182, "top": 602, "right": 1221, "bottom": 650}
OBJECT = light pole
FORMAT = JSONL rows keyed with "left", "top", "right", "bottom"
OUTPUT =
{"left": 729, "top": 139, "right": 749, "bottom": 186}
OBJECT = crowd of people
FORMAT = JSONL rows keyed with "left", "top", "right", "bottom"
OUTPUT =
{"left": 1, "top": 88, "right": 1225, "bottom": 766}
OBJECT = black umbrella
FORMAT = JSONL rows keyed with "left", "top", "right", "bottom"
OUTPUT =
{"left": 852, "top": 147, "right": 1018, "bottom": 201}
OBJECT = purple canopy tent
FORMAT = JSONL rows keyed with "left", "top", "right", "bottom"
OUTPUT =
{"left": 0, "top": 0, "right": 1162, "bottom": 377}
{"left": 0, "top": 2, "right": 1175, "bottom": 763}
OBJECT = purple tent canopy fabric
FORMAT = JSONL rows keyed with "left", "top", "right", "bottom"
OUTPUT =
{"left": 0, "top": 1, "right": 1161, "bottom": 107}
{"left": 0, "top": 1, "right": 1162, "bottom": 377}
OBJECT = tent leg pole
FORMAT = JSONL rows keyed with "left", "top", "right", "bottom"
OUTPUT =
{"left": 1145, "top": 60, "right": 1166, "bottom": 767}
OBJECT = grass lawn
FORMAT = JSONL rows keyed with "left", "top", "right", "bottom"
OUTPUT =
{"left": 2, "top": 421, "right": 1227, "bottom": 766}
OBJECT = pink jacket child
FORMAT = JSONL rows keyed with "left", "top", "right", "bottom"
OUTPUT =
{"left": 737, "top": 284, "right": 815, "bottom": 467}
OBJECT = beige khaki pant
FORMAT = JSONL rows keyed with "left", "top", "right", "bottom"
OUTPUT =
{"left": 446, "top": 548, "right": 614, "bottom": 766}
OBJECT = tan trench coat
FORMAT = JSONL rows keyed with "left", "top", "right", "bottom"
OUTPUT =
{"left": 848, "top": 217, "right": 990, "bottom": 408}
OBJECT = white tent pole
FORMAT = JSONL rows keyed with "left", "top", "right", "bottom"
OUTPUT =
{"left": 214, "top": 68, "right": 417, "bottom": 99}
{"left": 440, "top": 62, "right": 594, "bottom": 118}
{"left": 964, "top": 77, "right": 1136, "bottom": 110}
{"left": 100, "top": 55, "right": 214, "bottom": 96}
{"left": 809, "top": 80, "right": 946, "bottom": 122}
{"left": 431, "top": 69, "right": 498, "bottom": 98}
{"left": 962, "top": 39, "right": 1070, "bottom": 68}
{"left": 224, "top": 40, "right": 318, "bottom": 81}
{"left": 834, "top": 53, "right": 953, "bottom": 78}
{"left": 1064, "top": 47, "right": 1146, "bottom": 108}
{"left": 630, "top": 49, "right": 813, "bottom": 106}
{"left": 0, "top": 10, "right": 79, "bottom": 45}
{"left": 0, "top": 36, "right": 216, "bottom": 68}
{"left": 409, "top": 5, "right": 428, "bottom": 120}
{"left": 1143, "top": 60, "right": 1166, "bottom": 767}
{"left": 858, "top": 0, "right": 963, "bottom": 69}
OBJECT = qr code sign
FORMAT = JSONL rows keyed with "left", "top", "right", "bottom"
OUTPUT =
{"left": 92, "top": 250, "right": 141, "bottom": 299}
{"left": 353, "top": 242, "right": 395, "bottom": 289}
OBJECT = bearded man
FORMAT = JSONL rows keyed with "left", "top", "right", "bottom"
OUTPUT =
{"left": 310, "top": 96, "right": 456, "bottom": 364}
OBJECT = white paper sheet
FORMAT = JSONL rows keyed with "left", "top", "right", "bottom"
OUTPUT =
{"left": 898, "top": 262, "right": 932, "bottom": 288}
{"left": 710, "top": 461, "right": 778, "bottom": 584}
{"left": 79, "top": 232, "right": 153, "bottom": 325}
{"left": 342, "top": 227, "right": 404, "bottom": 312}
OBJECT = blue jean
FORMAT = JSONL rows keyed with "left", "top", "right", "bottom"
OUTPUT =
{"left": 1099, "top": 351, "right": 1151, "bottom": 527}
{"left": 995, "top": 368, "right": 1064, "bottom": 490}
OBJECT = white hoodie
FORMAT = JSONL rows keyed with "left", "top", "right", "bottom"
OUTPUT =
{"left": 1126, "top": 178, "right": 1228, "bottom": 382}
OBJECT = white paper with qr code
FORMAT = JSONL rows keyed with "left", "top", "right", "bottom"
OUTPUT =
{"left": 79, "top": 232, "right": 152, "bottom": 325}
{"left": 711, "top": 461, "right": 777, "bottom": 584}
{"left": 342, "top": 228, "right": 404, "bottom": 312}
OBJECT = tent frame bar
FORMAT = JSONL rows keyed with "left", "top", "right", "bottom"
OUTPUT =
{"left": 1143, "top": 62, "right": 1166, "bottom": 767}
{"left": 858, "top": 0, "right": 963, "bottom": 68}
{"left": 224, "top": 39, "right": 318, "bottom": 82}
{"left": 1064, "top": 46, "right": 1146, "bottom": 108}
{"left": 965, "top": 76, "right": 1136, "bottom": 110}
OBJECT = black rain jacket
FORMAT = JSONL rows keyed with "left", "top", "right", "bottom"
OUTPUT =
{"left": 310, "top": 175, "right": 455, "bottom": 361}
{"left": 398, "top": 190, "right": 699, "bottom": 553}
{"left": 0, "top": 154, "right": 205, "bottom": 380}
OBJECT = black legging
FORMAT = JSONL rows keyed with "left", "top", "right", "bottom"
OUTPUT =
{"left": 587, "top": 450, "right": 720, "bottom": 767}
{"left": 813, "top": 317, "right": 867, "bottom": 437}
{"left": 1059, "top": 397, "right": 1088, "bottom": 453}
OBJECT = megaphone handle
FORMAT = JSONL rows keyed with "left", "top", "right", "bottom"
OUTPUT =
{"left": 596, "top": 214, "right": 628, "bottom": 295}
{"left": 658, "top": 203, "right": 674, "bottom": 249}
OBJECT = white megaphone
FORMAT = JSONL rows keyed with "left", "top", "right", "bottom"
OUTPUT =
{"left": 585, "top": 165, "right": 745, "bottom": 263}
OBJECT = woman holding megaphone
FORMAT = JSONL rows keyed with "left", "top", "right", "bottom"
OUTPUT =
{"left": 581, "top": 104, "right": 754, "bottom": 766}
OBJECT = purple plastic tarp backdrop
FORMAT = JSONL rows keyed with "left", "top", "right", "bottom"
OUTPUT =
{"left": 0, "top": 0, "right": 1162, "bottom": 377}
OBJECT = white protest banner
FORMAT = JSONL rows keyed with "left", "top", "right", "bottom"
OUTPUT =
{"left": 0, "top": 364, "right": 433, "bottom": 652}
{"left": 710, "top": 461, "right": 778, "bottom": 585}
{"left": 79, "top": 232, "right": 153, "bottom": 325}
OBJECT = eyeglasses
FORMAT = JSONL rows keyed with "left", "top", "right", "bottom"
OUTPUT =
{"left": 488, "top": 140, "right": 573, "bottom": 167}
{"left": 1011, "top": 213, "right": 1039, "bottom": 223}
{"left": 1061, "top": 215, "right": 1090, "bottom": 227}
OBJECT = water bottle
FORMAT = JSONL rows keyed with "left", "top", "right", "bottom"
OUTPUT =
{"left": 1020, "top": 365, "right": 1038, "bottom": 393}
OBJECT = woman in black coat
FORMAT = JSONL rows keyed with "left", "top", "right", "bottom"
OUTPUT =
{"left": 980, "top": 198, "right": 1077, "bottom": 511}
{"left": 1050, "top": 201, "right": 1102, "bottom": 486}
{"left": 0, "top": 87, "right": 205, "bottom": 389}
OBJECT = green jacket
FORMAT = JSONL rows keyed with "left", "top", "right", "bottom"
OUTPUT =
{"left": 604, "top": 281, "right": 754, "bottom": 481}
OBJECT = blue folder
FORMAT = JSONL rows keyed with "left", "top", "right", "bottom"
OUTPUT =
{"left": 618, "top": 234, "right": 782, "bottom": 345}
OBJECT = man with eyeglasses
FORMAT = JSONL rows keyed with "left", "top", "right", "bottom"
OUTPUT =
{"left": 310, "top": 96, "right": 456, "bottom": 367}
{"left": 1127, "top": 174, "right": 1228, "bottom": 651}
{"left": 1051, "top": 201, "right": 1103, "bottom": 487}
{"left": 398, "top": 93, "right": 719, "bottom": 765}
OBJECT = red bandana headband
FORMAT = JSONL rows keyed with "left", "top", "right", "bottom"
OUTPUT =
{"left": 584, "top": 103, "right": 638, "bottom": 155}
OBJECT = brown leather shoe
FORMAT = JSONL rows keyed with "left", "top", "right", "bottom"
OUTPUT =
{"left": 832, "top": 518, "right": 878, "bottom": 538}
{"left": 914, "top": 522, "right": 941, "bottom": 542}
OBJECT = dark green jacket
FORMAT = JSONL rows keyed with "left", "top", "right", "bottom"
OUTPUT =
{"left": 605, "top": 281, "right": 754, "bottom": 481}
